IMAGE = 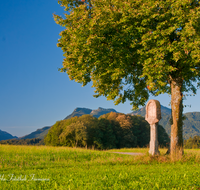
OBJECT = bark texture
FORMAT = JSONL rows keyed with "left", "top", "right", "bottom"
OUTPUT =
{"left": 170, "top": 79, "right": 184, "bottom": 160}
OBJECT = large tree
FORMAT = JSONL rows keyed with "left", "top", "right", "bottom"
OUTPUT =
{"left": 54, "top": 0, "right": 200, "bottom": 160}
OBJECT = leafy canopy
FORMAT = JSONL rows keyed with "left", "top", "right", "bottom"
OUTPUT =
{"left": 44, "top": 113, "right": 169, "bottom": 148}
{"left": 54, "top": 0, "right": 200, "bottom": 109}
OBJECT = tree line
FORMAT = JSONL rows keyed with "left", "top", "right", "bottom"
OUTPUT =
{"left": 44, "top": 112, "right": 169, "bottom": 149}
{"left": 184, "top": 136, "right": 200, "bottom": 149}
{"left": 0, "top": 138, "right": 43, "bottom": 145}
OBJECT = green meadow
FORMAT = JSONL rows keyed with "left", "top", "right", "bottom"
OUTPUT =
{"left": 0, "top": 145, "right": 200, "bottom": 189}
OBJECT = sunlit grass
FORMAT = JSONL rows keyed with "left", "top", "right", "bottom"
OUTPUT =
{"left": 0, "top": 145, "right": 199, "bottom": 189}
{"left": 106, "top": 147, "right": 149, "bottom": 153}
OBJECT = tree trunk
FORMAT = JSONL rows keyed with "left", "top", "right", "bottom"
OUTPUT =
{"left": 170, "top": 79, "right": 184, "bottom": 160}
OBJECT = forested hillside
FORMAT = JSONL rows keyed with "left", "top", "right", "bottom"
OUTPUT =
{"left": 183, "top": 112, "right": 200, "bottom": 139}
{"left": 0, "top": 138, "right": 43, "bottom": 145}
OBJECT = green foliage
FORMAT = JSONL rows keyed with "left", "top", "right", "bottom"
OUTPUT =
{"left": 55, "top": 0, "right": 200, "bottom": 109}
{"left": 59, "top": 121, "right": 87, "bottom": 147}
{"left": 184, "top": 135, "right": 200, "bottom": 149}
{"left": 44, "top": 117, "right": 79, "bottom": 146}
{"left": 96, "top": 117, "right": 116, "bottom": 149}
{"left": 157, "top": 124, "right": 171, "bottom": 148}
{"left": 44, "top": 112, "right": 170, "bottom": 149}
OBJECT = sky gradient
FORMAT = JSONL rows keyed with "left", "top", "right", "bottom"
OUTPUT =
{"left": 0, "top": 0, "right": 200, "bottom": 137}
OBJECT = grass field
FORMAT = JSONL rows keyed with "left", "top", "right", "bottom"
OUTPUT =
{"left": 0, "top": 145, "right": 200, "bottom": 189}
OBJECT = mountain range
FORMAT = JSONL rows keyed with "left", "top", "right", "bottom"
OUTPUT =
{"left": 1, "top": 106, "right": 200, "bottom": 141}
{"left": 64, "top": 107, "right": 118, "bottom": 120}
{"left": 131, "top": 105, "right": 200, "bottom": 139}
{"left": 0, "top": 129, "right": 17, "bottom": 141}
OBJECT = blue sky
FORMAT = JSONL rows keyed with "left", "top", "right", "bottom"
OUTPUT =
{"left": 0, "top": 0, "right": 200, "bottom": 137}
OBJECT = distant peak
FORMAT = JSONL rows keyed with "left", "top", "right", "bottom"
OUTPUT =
{"left": 65, "top": 107, "right": 118, "bottom": 120}
{"left": 74, "top": 107, "right": 92, "bottom": 112}
{"left": 96, "top": 107, "right": 116, "bottom": 111}
{"left": 97, "top": 107, "right": 104, "bottom": 110}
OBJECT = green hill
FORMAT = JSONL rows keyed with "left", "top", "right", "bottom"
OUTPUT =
{"left": 183, "top": 112, "right": 200, "bottom": 139}
{"left": 20, "top": 126, "right": 51, "bottom": 139}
